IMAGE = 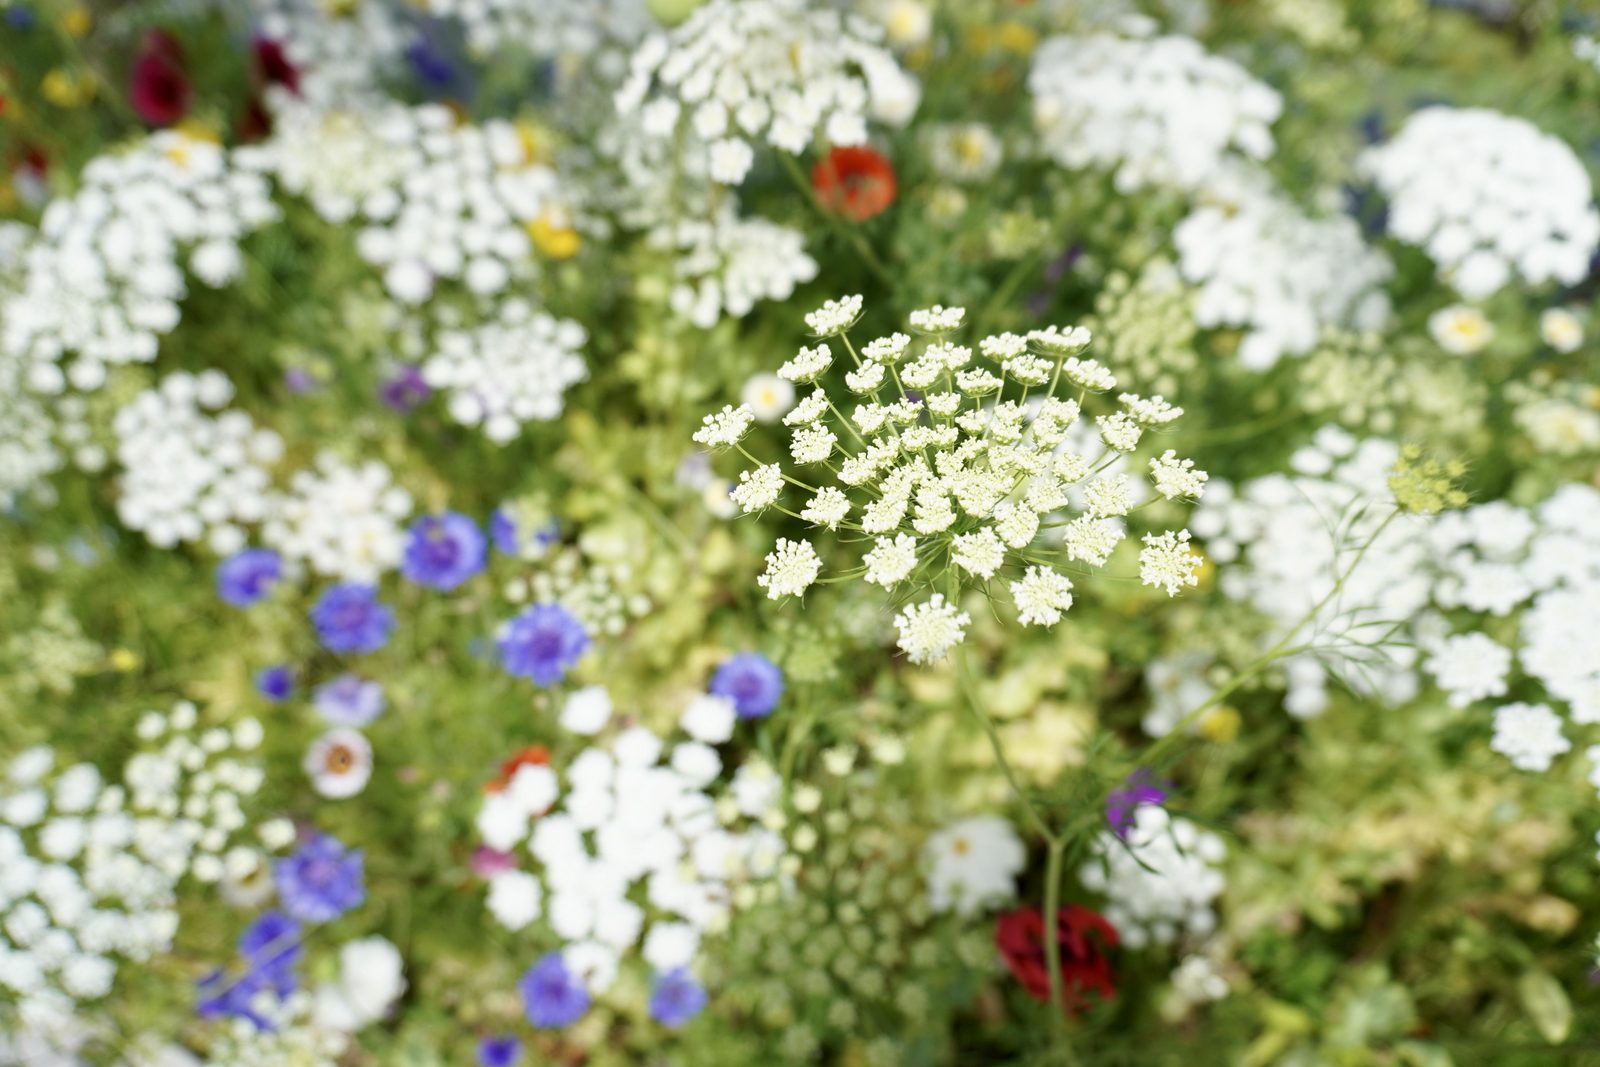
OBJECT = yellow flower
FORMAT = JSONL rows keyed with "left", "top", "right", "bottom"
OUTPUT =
{"left": 528, "top": 213, "right": 582, "bottom": 259}
{"left": 515, "top": 120, "right": 548, "bottom": 164}
{"left": 996, "top": 21, "right": 1039, "bottom": 57}
{"left": 41, "top": 68, "right": 95, "bottom": 108}
{"left": 59, "top": 6, "right": 92, "bottom": 38}
{"left": 1198, "top": 706, "right": 1240, "bottom": 743}
{"left": 108, "top": 648, "right": 142, "bottom": 673}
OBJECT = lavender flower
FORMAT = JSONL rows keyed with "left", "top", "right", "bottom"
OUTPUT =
{"left": 380, "top": 365, "right": 431, "bottom": 412}
{"left": 238, "top": 910, "right": 302, "bottom": 996}
{"left": 254, "top": 665, "right": 295, "bottom": 702}
{"left": 313, "top": 674, "right": 385, "bottom": 727}
{"left": 519, "top": 952, "right": 589, "bottom": 1028}
{"left": 311, "top": 584, "right": 395, "bottom": 655}
{"left": 216, "top": 548, "right": 281, "bottom": 607}
{"left": 1105, "top": 769, "right": 1168, "bottom": 840}
{"left": 274, "top": 832, "right": 365, "bottom": 922}
{"left": 648, "top": 968, "right": 708, "bottom": 1028}
{"left": 402, "top": 512, "right": 487, "bottom": 591}
{"left": 709, "top": 652, "right": 784, "bottom": 719}
{"left": 478, "top": 1035, "right": 522, "bottom": 1067}
{"left": 497, "top": 604, "right": 589, "bottom": 686}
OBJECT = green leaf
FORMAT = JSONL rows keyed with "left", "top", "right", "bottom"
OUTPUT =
{"left": 1516, "top": 969, "right": 1572, "bottom": 1045}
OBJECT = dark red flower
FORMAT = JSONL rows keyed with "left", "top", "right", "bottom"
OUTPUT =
{"left": 995, "top": 905, "right": 1119, "bottom": 1011}
{"left": 253, "top": 36, "right": 300, "bottom": 95}
{"left": 129, "top": 30, "right": 192, "bottom": 126}
{"left": 811, "top": 145, "right": 897, "bottom": 222}
{"left": 237, "top": 97, "right": 273, "bottom": 143}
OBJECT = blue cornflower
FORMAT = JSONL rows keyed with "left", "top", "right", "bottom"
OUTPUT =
{"left": 217, "top": 549, "right": 282, "bottom": 607}
{"left": 497, "top": 604, "right": 589, "bottom": 686}
{"left": 311, "top": 584, "right": 395, "bottom": 655}
{"left": 254, "top": 665, "right": 296, "bottom": 702}
{"left": 477, "top": 1035, "right": 522, "bottom": 1067}
{"left": 708, "top": 652, "right": 784, "bottom": 719}
{"left": 237, "top": 910, "right": 302, "bottom": 996}
{"left": 490, "top": 508, "right": 558, "bottom": 556}
{"left": 313, "top": 674, "right": 385, "bottom": 727}
{"left": 648, "top": 968, "right": 708, "bottom": 1028}
{"left": 274, "top": 832, "right": 365, "bottom": 923}
{"left": 519, "top": 952, "right": 589, "bottom": 1028}
{"left": 196, "top": 967, "right": 275, "bottom": 1029}
{"left": 402, "top": 512, "right": 487, "bottom": 591}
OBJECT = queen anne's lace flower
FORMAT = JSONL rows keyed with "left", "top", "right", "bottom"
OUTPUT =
{"left": 1030, "top": 33, "right": 1280, "bottom": 193}
{"left": 615, "top": 0, "right": 918, "bottom": 186}
{"left": 1359, "top": 107, "right": 1600, "bottom": 298}
{"left": 263, "top": 455, "right": 414, "bottom": 582}
{"left": 698, "top": 296, "right": 1207, "bottom": 660}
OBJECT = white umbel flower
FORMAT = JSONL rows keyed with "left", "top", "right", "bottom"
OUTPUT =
{"left": 893, "top": 595, "right": 971, "bottom": 664}
{"left": 1010, "top": 567, "right": 1075, "bottom": 627}
{"left": 1490, "top": 702, "right": 1570, "bottom": 772}
{"left": 1140, "top": 530, "right": 1202, "bottom": 596}
{"left": 757, "top": 538, "right": 821, "bottom": 600}
{"left": 693, "top": 404, "right": 756, "bottom": 449}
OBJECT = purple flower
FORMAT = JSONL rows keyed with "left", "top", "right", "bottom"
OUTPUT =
{"left": 274, "top": 832, "right": 365, "bottom": 923}
{"left": 1105, "top": 769, "right": 1167, "bottom": 840}
{"left": 283, "top": 367, "right": 319, "bottom": 394}
{"left": 238, "top": 911, "right": 302, "bottom": 996}
{"left": 196, "top": 967, "right": 275, "bottom": 1029}
{"left": 217, "top": 549, "right": 281, "bottom": 607}
{"left": 497, "top": 604, "right": 589, "bottom": 686}
{"left": 380, "top": 365, "right": 431, "bottom": 412}
{"left": 520, "top": 952, "right": 589, "bottom": 1028}
{"left": 648, "top": 968, "right": 707, "bottom": 1028}
{"left": 313, "top": 674, "right": 385, "bottom": 727}
{"left": 402, "top": 512, "right": 487, "bottom": 591}
{"left": 478, "top": 1035, "right": 522, "bottom": 1067}
{"left": 311, "top": 584, "right": 394, "bottom": 655}
{"left": 254, "top": 665, "right": 296, "bottom": 702}
{"left": 490, "top": 508, "right": 558, "bottom": 557}
{"left": 709, "top": 652, "right": 784, "bottom": 719}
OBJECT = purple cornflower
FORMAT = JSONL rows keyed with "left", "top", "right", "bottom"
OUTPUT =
{"left": 379, "top": 365, "right": 431, "bottom": 412}
{"left": 274, "top": 832, "right": 365, "bottom": 923}
{"left": 1105, "top": 769, "right": 1168, "bottom": 840}
{"left": 254, "top": 665, "right": 296, "bottom": 702}
{"left": 196, "top": 967, "right": 275, "bottom": 1029}
{"left": 217, "top": 549, "right": 281, "bottom": 607}
{"left": 708, "top": 652, "right": 784, "bottom": 719}
{"left": 478, "top": 1035, "right": 522, "bottom": 1067}
{"left": 497, "top": 604, "right": 589, "bottom": 686}
{"left": 520, "top": 952, "right": 589, "bottom": 1028}
{"left": 402, "top": 512, "right": 487, "bottom": 591}
{"left": 311, "top": 584, "right": 394, "bottom": 655}
{"left": 313, "top": 674, "right": 385, "bottom": 727}
{"left": 648, "top": 968, "right": 708, "bottom": 1028}
{"left": 238, "top": 910, "right": 302, "bottom": 996}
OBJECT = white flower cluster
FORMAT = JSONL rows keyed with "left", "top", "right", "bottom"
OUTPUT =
{"left": 1079, "top": 807, "right": 1226, "bottom": 949}
{"left": 422, "top": 299, "right": 589, "bottom": 442}
{"left": 1190, "top": 427, "right": 1428, "bottom": 719}
{"left": 0, "top": 704, "right": 266, "bottom": 1024}
{"left": 615, "top": 0, "right": 919, "bottom": 186}
{"left": 652, "top": 206, "right": 820, "bottom": 328}
{"left": 2, "top": 133, "right": 278, "bottom": 395}
{"left": 922, "top": 815, "right": 1026, "bottom": 917}
{"left": 111, "top": 372, "right": 284, "bottom": 554}
{"left": 477, "top": 690, "right": 787, "bottom": 993}
{"left": 1174, "top": 168, "right": 1393, "bottom": 369}
{"left": 1358, "top": 107, "right": 1600, "bottom": 298}
{"left": 206, "top": 990, "right": 348, "bottom": 1067}
{"left": 250, "top": 0, "right": 413, "bottom": 107}
{"left": 263, "top": 454, "right": 414, "bottom": 582}
{"left": 0, "top": 352, "right": 58, "bottom": 508}
{"left": 259, "top": 103, "right": 575, "bottom": 304}
{"left": 694, "top": 297, "right": 1206, "bottom": 664}
{"left": 1030, "top": 33, "right": 1280, "bottom": 193}
{"left": 421, "top": 0, "right": 650, "bottom": 58}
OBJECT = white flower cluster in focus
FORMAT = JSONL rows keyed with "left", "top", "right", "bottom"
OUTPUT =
{"left": 1030, "top": 32, "right": 1280, "bottom": 193}
{"left": 615, "top": 0, "right": 920, "bottom": 186}
{"left": 422, "top": 298, "right": 589, "bottom": 442}
{"left": 1358, "top": 107, "right": 1600, "bottom": 298}
{"left": 263, "top": 454, "right": 414, "bottom": 582}
{"left": 111, "top": 371, "right": 284, "bottom": 555}
{"left": 1080, "top": 807, "right": 1226, "bottom": 949}
{"left": 694, "top": 296, "right": 1207, "bottom": 665}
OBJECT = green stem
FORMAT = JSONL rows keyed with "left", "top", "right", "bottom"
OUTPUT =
{"left": 776, "top": 152, "right": 894, "bottom": 285}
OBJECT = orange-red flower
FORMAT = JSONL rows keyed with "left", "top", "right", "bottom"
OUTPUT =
{"left": 485, "top": 744, "right": 551, "bottom": 793}
{"left": 811, "top": 145, "right": 897, "bottom": 222}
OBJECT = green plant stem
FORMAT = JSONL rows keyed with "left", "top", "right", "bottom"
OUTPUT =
{"left": 775, "top": 152, "right": 895, "bottom": 286}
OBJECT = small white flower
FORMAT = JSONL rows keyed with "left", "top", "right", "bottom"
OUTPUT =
{"left": 800, "top": 487, "right": 851, "bottom": 529}
{"left": 731, "top": 464, "right": 785, "bottom": 513}
{"left": 864, "top": 534, "right": 919, "bottom": 587}
{"left": 304, "top": 729, "right": 373, "bottom": 799}
{"left": 1491, "top": 702, "right": 1570, "bottom": 772}
{"left": 693, "top": 404, "right": 757, "bottom": 449}
{"left": 741, "top": 374, "right": 796, "bottom": 423}
{"left": 951, "top": 528, "right": 1005, "bottom": 580}
{"left": 1010, "top": 567, "right": 1075, "bottom": 627}
{"left": 1428, "top": 305, "right": 1494, "bottom": 355}
{"left": 757, "top": 538, "right": 822, "bottom": 599}
{"left": 1096, "top": 412, "right": 1143, "bottom": 452}
{"left": 893, "top": 594, "right": 971, "bottom": 664}
{"left": 909, "top": 305, "right": 966, "bottom": 333}
{"left": 1149, "top": 451, "right": 1208, "bottom": 501}
{"left": 1139, "top": 530, "right": 1202, "bottom": 597}
{"left": 681, "top": 694, "right": 738, "bottom": 744}
{"left": 779, "top": 344, "right": 834, "bottom": 383}
{"left": 560, "top": 686, "right": 613, "bottom": 735}
{"left": 1539, "top": 308, "right": 1584, "bottom": 353}
{"left": 804, "top": 295, "right": 864, "bottom": 337}
{"left": 790, "top": 424, "right": 838, "bottom": 465}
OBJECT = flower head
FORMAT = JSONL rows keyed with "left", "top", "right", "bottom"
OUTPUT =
{"left": 217, "top": 549, "right": 281, "bottom": 607}
{"left": 254, "top": 665, "right": 296, "bottom": 702}
{"left": 812, "top": 145, "right": 897, "bottom": 222}
{"left": 275, "top": 832, "right": 366, "bottom": 923}
{"left": 313, "top": 674, "right": 385, "bottom": 727}
{"left": 478, "top": 1036, "right": 522, "bottom": 1067}
{"left": 520, "top": 951, "right": 589, "bottom": 1028}
{"left": 311, "top": 584, "right": 396, "bottom": 655}
{"left": 1105, "top": 770, "right": 1167, "bottom": 839}
{"left": 498, "top": 604, "right": 590, "bottom": 685}
{"left": 402, "top": 512, "right": 488, "bottom": 591}
{"left": 304, "top": 728, "right": 374, "bottom": 799}
{"left": 709, "top": 652, "right": 784, "bottom": 719}
{"left": 995, "top": 905, "right": 1119, "bottom": 1011}
{"left": 130, "top": 30, "right": 192, "bottom": 126}
{"left": 648, "top": 968, "right": 708, "bottom": 1028}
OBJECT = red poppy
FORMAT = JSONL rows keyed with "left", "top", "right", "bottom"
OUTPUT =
{"left": 995, "top": 905, "right": 1119, "bottom": 1011}
{"left": 485, "top": 744, "right": 551, "bottom": 793}
{"left": 253, "top": 37, "right": 300, "bottom": 95}
{"left": 129, "top": 30, "right": 192, "bottom": 126}
{"left": 811, "top": 145, "right": 897, "bottom": 222}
